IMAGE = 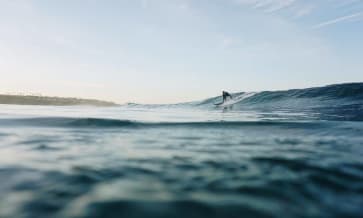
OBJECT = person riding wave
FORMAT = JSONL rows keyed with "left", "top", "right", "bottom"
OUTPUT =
{"left": 222, "top": 91, "right": 232, "bottom": 103}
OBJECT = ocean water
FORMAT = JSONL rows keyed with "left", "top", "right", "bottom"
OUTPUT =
{"left": 0, "top": 83, "right": 363, "bottom": 218}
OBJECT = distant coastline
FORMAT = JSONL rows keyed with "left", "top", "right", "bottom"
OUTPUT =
{"left": 0, "top": 94, "right": 118, "bottom": 106}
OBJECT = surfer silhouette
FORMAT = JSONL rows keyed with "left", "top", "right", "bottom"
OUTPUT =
{"left": 222, "top": 91, "right": 232, "bottom": 103}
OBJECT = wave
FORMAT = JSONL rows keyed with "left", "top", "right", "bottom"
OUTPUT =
{"left": 0, "top": 117, "right": 329, "bottom": 128}
{"left": 1, "top": 117, "right": 135, "bottom": 128}
{"left": 2, "top": 83, "right": 361, "bottom": 122}
{"left": 192, "top": 83, "right": 363, "bottom": 121}
{"left": 197, "top": 83, "right": 363, "bottom": 106}
{"left": 242, "top": 83, "right": 363, "bottom": 105}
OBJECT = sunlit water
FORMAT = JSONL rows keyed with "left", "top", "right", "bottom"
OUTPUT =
{"left": 1, "top": 83, "right": 363, "bottom": 218}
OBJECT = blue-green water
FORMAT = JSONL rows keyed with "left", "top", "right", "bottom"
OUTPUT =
{"left": 0, "top": 83, "right": 363, "bottom": 218}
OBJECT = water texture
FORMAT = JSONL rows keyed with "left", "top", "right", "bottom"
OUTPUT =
{"left": 0, "top": 83, "right": 362, "bottom": 218}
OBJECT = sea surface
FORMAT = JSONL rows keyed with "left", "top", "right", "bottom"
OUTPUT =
{"left": 0, "top": 83, "right": 363, "bottom": 218}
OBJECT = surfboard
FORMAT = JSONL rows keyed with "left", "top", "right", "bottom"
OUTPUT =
{"left": 214, "top": 92, "right": 257, "bottom": 107}
{"left": 214, "top": 97, "right": 241, "bottom": 107}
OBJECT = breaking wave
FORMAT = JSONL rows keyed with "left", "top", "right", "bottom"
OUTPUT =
{"left": 190, "top": 83, "right": 363, "bottom": 121}
{"left": 124, "top": 83, "right": 363, "bottom": 121}
{"left": 0, "top": 117, "right": 327, "bottom": 128}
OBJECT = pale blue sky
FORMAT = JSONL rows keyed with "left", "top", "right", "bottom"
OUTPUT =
{"left": 0, "top": 0, "right": 362, "bottom": 103}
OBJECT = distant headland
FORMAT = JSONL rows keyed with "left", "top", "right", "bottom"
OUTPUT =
{"left": 0, "top": 94, "right": 118, "bottom": 106}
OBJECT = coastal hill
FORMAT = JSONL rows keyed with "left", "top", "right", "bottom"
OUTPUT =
{"left": 0, "top": 94, "right": 118, "bottom": 106}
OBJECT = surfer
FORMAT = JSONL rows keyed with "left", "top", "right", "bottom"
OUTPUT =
{"left": 214, "top": 91, "right": 233, "bottom": 106}
{"left": 222, "top": 91, "right": 232, "bottom": 103}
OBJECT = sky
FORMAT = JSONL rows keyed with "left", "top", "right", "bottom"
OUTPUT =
{"left": 0, "top": 0, "right": 362, "bottom": 104}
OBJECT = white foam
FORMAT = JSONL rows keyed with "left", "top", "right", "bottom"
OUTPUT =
{"left": 217, "top": 92, "right": 257, "bottom": 106}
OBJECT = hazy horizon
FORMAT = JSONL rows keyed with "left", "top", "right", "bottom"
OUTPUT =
{"left": 0, "top": 81, "right": 362, "bottom": 105}
{"left": 1, "top": 0, "right": 362, "bottom": 103}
